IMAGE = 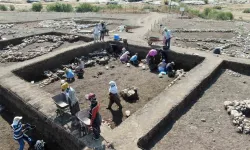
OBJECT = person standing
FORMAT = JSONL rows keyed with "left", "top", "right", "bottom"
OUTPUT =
{"left": 11, "top": 116, "right": 33, "bottom": 150}
{"left": 85, "top": 93, "right": 102, "bottom": 140}
{"left": 163, "top": 27, "right": 172, "bottom": 50}
{"left": 93, "top": 24, "right": 100, "bottom": 43}
{"left": 99, "top": 20, "right": 106, "bottom": 42}
{"left": 107, "top": 81, "right": 122, "bottom": 110}
{"left": 61, "top": 82, "right": 80, "bottom": 116}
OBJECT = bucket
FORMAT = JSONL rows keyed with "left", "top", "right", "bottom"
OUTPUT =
{"left": 114, "top": 34, "right": 120, "bottom": 41}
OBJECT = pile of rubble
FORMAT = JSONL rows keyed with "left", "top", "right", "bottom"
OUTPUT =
{"left": 120, "top": 86, "right": 138, "bottom": 101}
{"left": 227, "top": 69, "right": 241, "bottom": 77}
{"left": 224, "top": 100, "right": 250, "bottom": 134}
{"left": 38, "top": 20, "right": 96, "bottom": 31}
{"left": 173, "top": 29, "right": 235, "bottom": 33}
{"left": 0, "top": 34, "right": 79, "bottom": 63}
{"left": 0, "top": 24, "right": 14, "bottom": 29}
{"left": 168, "top": 69, "right": 186, "bottom": 87}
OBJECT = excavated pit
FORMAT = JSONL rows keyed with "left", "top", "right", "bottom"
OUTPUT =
{"left": 138, "top": 61, "right": 250, "bottom": 150}
{"left": 13, "top": 42, "right": 204, "bottom": 128}
{"left": 0, "top": 32, "right": 92, "bottom": 66}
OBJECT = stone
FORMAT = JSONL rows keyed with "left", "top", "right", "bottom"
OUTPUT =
{"left": 201, "top": 118, "right": 206, "bottom": 122}
{"left": 224, "top": 101, "right": 233, "bottom": 108}
{"left": 230, "top": 110, "right": 242, "bottom": 118}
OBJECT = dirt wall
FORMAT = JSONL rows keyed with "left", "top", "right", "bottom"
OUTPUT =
{"left": 0, "top": 85, "right": 85, "bottom": 150}
{"left": 0, "top": 31, "right": 93, "bottom": 50}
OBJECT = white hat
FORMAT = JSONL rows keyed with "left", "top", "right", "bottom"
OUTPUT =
{"left": 12, "top": 116, "right": 22, "bottom": 126}
{"left": 60, "top": 80, "right": 65, "bottom": 85}
{"left": 109, "top": 81, "right": 116, "bottom": 86}
{"left": 125, "top": 110, "right": 131, "bottom": 117}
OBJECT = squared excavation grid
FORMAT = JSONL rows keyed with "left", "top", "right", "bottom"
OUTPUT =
{"left": 138, "top": 60, "right": 250, "bottom": 150}
{"left": 12, "top": 41, "right": 204, "bottom": 129}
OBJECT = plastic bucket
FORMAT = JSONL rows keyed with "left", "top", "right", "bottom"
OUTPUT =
{"left": 114, "top": 34, "right": 120, "bottom": 41}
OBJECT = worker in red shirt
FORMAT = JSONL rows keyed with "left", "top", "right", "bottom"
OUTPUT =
{"left": 85, "top": 93, "right": 102, "bottom": 140}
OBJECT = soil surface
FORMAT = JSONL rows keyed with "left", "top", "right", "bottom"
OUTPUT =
{"left": 44, "top": 59, "right": 176, "bottom": 128}
{"left": 152, "top": 69, "right": 250, "bottom": 150}
{"left": 148, "top": 15, "right": 250, "bottom": 59}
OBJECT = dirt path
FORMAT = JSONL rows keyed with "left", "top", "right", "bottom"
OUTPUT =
{"left": 110, "top": 12, "right": 166, "bottom": 44}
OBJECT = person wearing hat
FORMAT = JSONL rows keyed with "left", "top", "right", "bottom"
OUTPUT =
{"left": 107, "top": 81, "right": 122, "bottom": 110}
{"left": 120, "top": 51, "right": 130, "bottom": 63}
{"left": 130, "top": 53, "right": 139, "bottom": 66}
{"left": 11, "top": 116, "right": 33, "bottom": 150}
{"left": 85, "top": 93, "right": 102, "bottom": 140}
{"left": 99, "top": 20, "right": 106, "bottom": 42}
{"left": 64, "top": 68, "right": 75, "bottom": 82}
{"left": 93, "top": 23, "right": 100, "bottom": 43}
{"left": 74, "top": 57, "right": 85, "bottom": 79}
{"left": 61, "top": 82, "right": 80, "bottom": 116}
{"left": 163, "top": 27, "right": 172, "bottom": 50}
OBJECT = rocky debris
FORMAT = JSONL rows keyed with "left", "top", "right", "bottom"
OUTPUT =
{"left": 224, "top": 100, "right": 250, "bottom": 134}
{"left": 181, "top": 1, "right": 205, "bottom": 5}
{"left": 0, "top": 24, "right": 14, "bottom": 29}
{"left": 0, "top": 34, "right": 79, "bottom": 63}
{"left": 120, "top": 86, "right": 138, "bottom": 101}
{"left": 201, "top": 118, "right": 206, "bottom": 122}
{"left": 168, "top": 69, "right": 186, "bottom": 87}
{"left": 173, "top": 29, "right": 234, "bottom": 33}
{"left": 227, "top": 69, "right": 241, "bottom": 77}
{"left": 39, "top": 70, "right": 60, "bottom": 87}
{"left": 37, "top": 20, "right": 100, "bottom": 33}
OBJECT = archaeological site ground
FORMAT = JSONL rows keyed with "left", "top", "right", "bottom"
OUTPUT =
{"left": 0, "top": 9, "right": 250, "bottom": 150}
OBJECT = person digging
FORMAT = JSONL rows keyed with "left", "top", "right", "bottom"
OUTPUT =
{"left": 61, "top": 82, "right": 80, "bottom": 124}
{"left": 106, "top": 81, "right": 122, "bottom": 110}
{"left": 74, "top": 57, "right": 85, "bottom": 79}
{"left": 11, "top": 116, "right": 34, "bottom": 150}
{"left": 166, "top": 62, "right": 175, "bottom": 77}
{"left": 130, "top": 53, "right": 139, "bottom": 66}
{"left": 64, "top": 68, "right": 75, "bottom": 82}
{"left": 85, "top": 93, "right": 102, "bottom": 140}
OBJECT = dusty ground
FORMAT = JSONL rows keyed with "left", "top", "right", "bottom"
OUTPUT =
{"left": 152, "top": 69, "right": 250, "bottom": 150}
{"left": 44, "top": 59, "right": 176, "bottom": 128}
{"left": 148, "top": 15, "right": 250, "bottom": 59}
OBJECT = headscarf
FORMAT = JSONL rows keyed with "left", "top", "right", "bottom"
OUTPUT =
{"left": 109, "top": 81, "right": 118, "bottom": 94}
{"left": 120, "top": 51, "right": 130, "bottom": 60}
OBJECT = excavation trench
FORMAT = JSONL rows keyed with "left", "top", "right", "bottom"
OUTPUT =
{"left": 13, "top": 41, "right": 204, "bottom": 82}
{"left": 137, "top": 60, "right": 250, "bottom": 149}
{"left": 5, "top": 42, "right": 205, "bottom": 149}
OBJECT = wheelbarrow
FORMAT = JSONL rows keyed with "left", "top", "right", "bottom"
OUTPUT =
{"left": 76, "top": 109, "right": 92, "bottom": 137}
{"left": 52, "top": 93, "right": 70, "bottom": 117}
{"left": 147, "top": 36, "right": 164, "bottom": 46}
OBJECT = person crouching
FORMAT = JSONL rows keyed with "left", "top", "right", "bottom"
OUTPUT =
{"left": 64, "top": 68, "right": 75, "bottom": 82}
{"left": 85, "top": 93, "right": 102, "bottom": 140}
{"left": 120, "top": 51, "right": 130, "bottom": 63}
{"left": 107, "top": 81, "right": 122, "bottom": 110}
{"left": 130, "top": 53, "right": 139, "bottom": 66}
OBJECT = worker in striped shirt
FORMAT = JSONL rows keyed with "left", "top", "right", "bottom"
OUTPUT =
{"left": 11, "top": 116, "right": 33, "bottom": 150}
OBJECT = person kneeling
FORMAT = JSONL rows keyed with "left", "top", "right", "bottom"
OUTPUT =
{"left": 64, "top": 68, "right": 75, "bottom": 82}
{"left": 130, "top": 53, "right": 139, "bottom": 66}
